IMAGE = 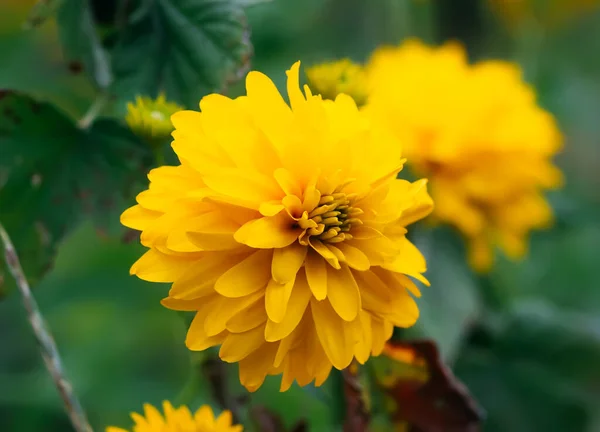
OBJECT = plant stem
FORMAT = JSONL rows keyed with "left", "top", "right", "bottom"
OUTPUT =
{"left": 78, "top": 93, "right": 109, "bottom": 129}
{"left": 0, "top": 222, "right": 93, "bottom": 432}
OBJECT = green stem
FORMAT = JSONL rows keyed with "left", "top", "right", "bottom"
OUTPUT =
{"left": 153, "top": 146, "right": 166, "bottom": 166}
{"left": 331, "top": 369, "right": 347, "bottom": 429}
{"left": 78, "top": 93, "right": 109, "bottom": 129}
{"left": 0, "top": 222, "right": 93, "bottom": 432}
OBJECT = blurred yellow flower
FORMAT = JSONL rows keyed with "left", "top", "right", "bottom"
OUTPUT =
{"left": 121, "top": 61, "right": 433, "bottom": 391}
{"left": 306, "top": 59, "right": 369, "bottom": 106}
{"left": 490, "top": 0, "right": 600, "bottom": 29}
{"left": 106, "top": 401, "right": 242, "bottom": 432}
{"left": 365, "top": 40, "right": 563, "bottom": 271}
{"left": 126, "top": 93, "right": 183, "bottom": 145}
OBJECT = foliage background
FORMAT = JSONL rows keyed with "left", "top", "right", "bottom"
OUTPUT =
{"left": 1, "top": 0, "right": 599, "bottom": 431}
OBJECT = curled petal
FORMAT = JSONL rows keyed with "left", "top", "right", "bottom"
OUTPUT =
{"left": 234, "top": 212, "right": 300, "bottom": 249}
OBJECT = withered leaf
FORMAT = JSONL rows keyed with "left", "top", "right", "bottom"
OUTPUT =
{"left": 371, "top": 339, "right": 484, "bottom": 432}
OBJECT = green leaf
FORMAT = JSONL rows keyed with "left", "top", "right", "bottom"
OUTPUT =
{"left": 111, "top": 0, "right": 252, "bottom": 108}
{"left": 0, "top": 91, "right": 151, "bottom": 297}
{"left": 55, "top": 0, "right": 113, "bottom": 89}
{"left": 455, "top": 300, "right": 600, "bottom": 432}
{"left": 24, "top": 0, "right": 66, "bottom": 29}
{"left": 403, "top": 226, "right": 482, "bottom": 360}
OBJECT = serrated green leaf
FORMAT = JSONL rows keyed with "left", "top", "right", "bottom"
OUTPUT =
{"left": 111, "top": 0, "right": 252, "bottom": 108}
{"left": 55, "top": 0, "right": 113, "bottom": 89}
{"left": 0, "top": 91, "right": 151, "bottom": 297}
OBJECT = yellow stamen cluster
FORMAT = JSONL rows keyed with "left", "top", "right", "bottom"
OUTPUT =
{"left": 299, "top": 192, "right": 364, "bottom": 245}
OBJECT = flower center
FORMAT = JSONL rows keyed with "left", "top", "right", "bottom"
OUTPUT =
{"left": 298, "top": 192, "right": 363, "bottom": 245}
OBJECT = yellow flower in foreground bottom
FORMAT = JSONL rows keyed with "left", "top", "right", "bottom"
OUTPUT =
{"left": 126, "top": 93, "right": 183, "bottom": 145}
{"left": 106, "top": 402, "right": 242, "bottom": 432}
{"left": 121, "top": 61, "right": 433, "bottom": 391}
{"left": 365, "top": 40, "right": 563, "bottom": 271}
{"left": 306, "top": 59, "right": 368, "bottom": 106}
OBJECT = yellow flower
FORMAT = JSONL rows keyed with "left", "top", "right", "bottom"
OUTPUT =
{"left": 126, "top": 93, "right": 183, "bottom": 145}
{"left": 106, "top": 401, "right": 242, "bottom": 432}
{"left": 121, "top": 61, "right": 433, "bottom": 392}
{"left": 365, "top": 40, "right": 563, "bottom": 271}
{"left": 489, "top": 0, "right": 600, "bottom": 29}
{"left": 305, "top": 59, "right": 369, "bottom": 106}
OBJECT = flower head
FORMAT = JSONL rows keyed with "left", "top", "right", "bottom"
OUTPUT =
{"left": 306, "top": 59, "right": 369, "bottom": 106}
{"left": 126, "top": 93, "right": 183, "bottom": 146}
{"left": 121, "top": 61, "right": 433, "bottom": 391}
{"left": 365, "top": 40, "right": 563, "bottom": 271}
{"left": 106, "top": 401, "right": 242, "bottom": 432}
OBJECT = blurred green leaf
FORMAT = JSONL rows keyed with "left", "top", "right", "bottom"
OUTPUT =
{"left": 455, "top": 300, "right": 600, "bottom": 432}
{"left": 111, "top": 0, "right": 252, "bottom": 108}
{"left": 404, "top": 226, "right": 482, "bottom": 360}
{"left": 0, "top": 91, "right": 150, "bottom": 297}
{"left": 24, "top": 0, "right": 65, "bottom": 29}
{"left": 55, "top": 0, "right": 113, "bottom": 89}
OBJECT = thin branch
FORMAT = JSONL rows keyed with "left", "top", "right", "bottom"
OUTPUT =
{"left": 0, "top": 222, "right": 93, "bottom": 432}
{"left": 78, "top": 93, "right": 109, "bottom": 130}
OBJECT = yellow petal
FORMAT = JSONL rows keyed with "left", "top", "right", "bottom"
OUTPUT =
{"left": 468, "top": 236, "right": 494, "bottom": 273}
{"left": 349, "top": 235, "right": 397, "bottom": 266}
{"left": 353, "top": 269, "right": 394, "bottom": 315}
{"left": 355, "top": 310, "right": 372, "bottom": 364}
{"left": 169, "top": 253, "right": 239, "bottom": 300}
{"left": 194, "top": 405, "right": 215, "bottom": 425}
{"left": 219, "top": 326, "right": 265, "bottom": 362}
{"left": 382, "top": 237, "right": 429, "bottom": 285}
{"left": 326, "top": 265, "right": 361, "bottom": 321}
{"left": 397, "top": 179, "right": 434, "bottom": 227}
{"left": 335, "top": 243, "right": 370, "bottom": 271}
{"left": 130, "top": 249, "right": 195, "bottom": 282}
{"left": 371, "top": 268, "right": 420, "bottom": 327}
{"left": 120, "top": 205, "right": 161, "bottom": 231}
{"left": 311, "top": 298, "right": 354, "bottom": 369}
{"left": 202, "top": 169, "right": 282, "bottom": 209}
{"left": 302, "top": 183, "right": 321, "bottom": 212}
{"left": 350, "top": 225, "right": 382, "bottom": 240}
{"left": 234, "top": 212, "right": 300, "bottom": 249}
{"left": 370, "top": 317, "right": 388, "bottom": 356}
{"left": 161, "top": 297, "right": 206, "bottom": 311}
{"left": 143, "top": 404, "right": 164, "bottom": 425}
{"left": 282, "top": 195, "right": 304, "bottom": 218}
{"left": 215, "top": 250, "right": 272, "bottom": 298}
{"left": 265, "top": 272, "right": 312, "bottom": 341}
{"left": 226, "top": 298, "right": 267, "bottom": 333}
{"left": 187, "top": 232, "right": 242, "bottom": 251}
{"left": 274, "top": 331, "right": 297, "bottom": 368}
{"left": 272, "top": 242, "right": 308, "bottom": 283}
{"left": 259, "top": 200, "right": 285, "bottom": 217}
{"left": 274, "top": 167, "right": 302, "bottom": 197}
{"left": 166, "top": 211, "right": 239, "bottom": 252}
{"left": 305, "top": 250, "right": 327, "bottom": 300}
{"left": 238, "top": 343, "right": 278, "bottom": 392}
{"left": 205, "top": 291, "right": 264, "bottom": 336}
{"left": 216, "top": 411, "right": 234, "bottom": 429}
{"left": 394, "top": 273, "right": 422, "bottom": 297}
{"left": 186, "top": 311, "right": 227, "bottom": 351}
{"left": 309, "top": 238, "right": 341, "bottom": 269}
{"left": 286, "top": 61, "right": 305, "bottom": 110}
{"left": 265, "top": 277, "right": 296, "bottom": 323}
{"left": 246, "top": 70, "right": 292, "bottom": 155}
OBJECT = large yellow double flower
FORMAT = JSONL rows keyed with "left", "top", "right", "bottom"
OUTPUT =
{"left": 121, "top": 62, "right": 433, "bottom": 391}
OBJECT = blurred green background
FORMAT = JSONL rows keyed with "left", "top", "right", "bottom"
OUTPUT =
{"left": 1, "top": 0, "right": 600, "bottom": 431}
